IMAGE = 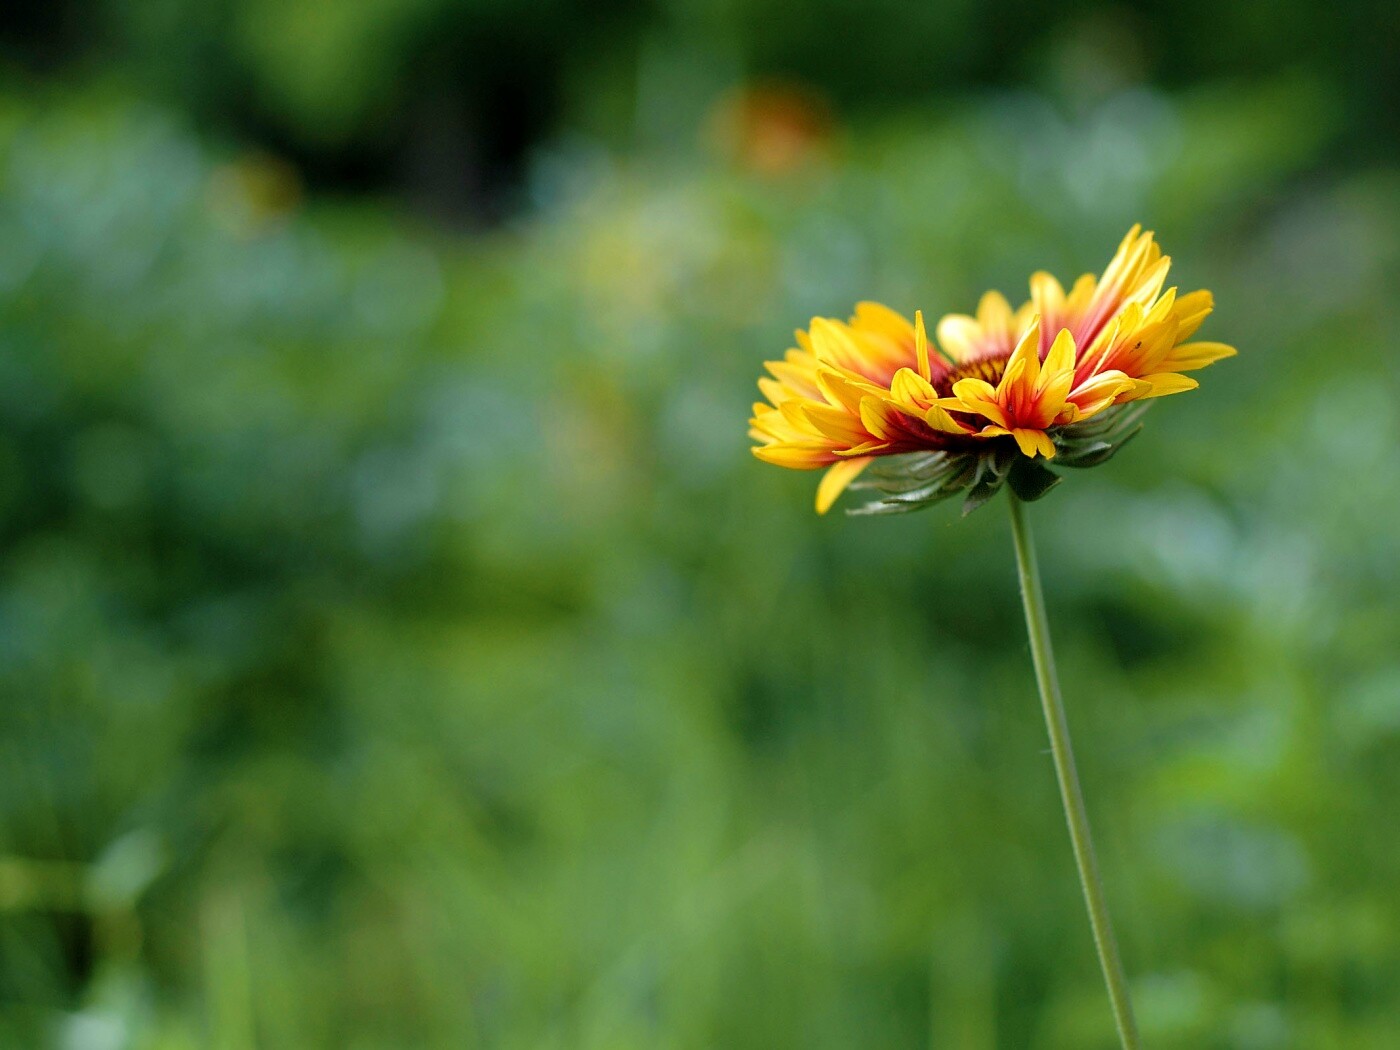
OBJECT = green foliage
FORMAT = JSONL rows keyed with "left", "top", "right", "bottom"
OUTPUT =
{"left": 0, "top": 73, "right": 1399, "bottom": 1050}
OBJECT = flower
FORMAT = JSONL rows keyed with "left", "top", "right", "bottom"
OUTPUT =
{"left": 749, "top": 226, "right": 1235, "bottom": 514}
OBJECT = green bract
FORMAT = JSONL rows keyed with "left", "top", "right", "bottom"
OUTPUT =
{"left": 848, "top": 403, "right": 1150, "bottom": 516}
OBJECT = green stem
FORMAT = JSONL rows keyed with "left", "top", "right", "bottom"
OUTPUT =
{"left": 1006, "top": 492, "right": 1142, "bottom": 1050}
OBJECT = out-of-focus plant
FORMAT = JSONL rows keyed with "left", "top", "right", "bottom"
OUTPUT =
{"left": 0, "top": 74, "right": 1396, "bottom": 1048}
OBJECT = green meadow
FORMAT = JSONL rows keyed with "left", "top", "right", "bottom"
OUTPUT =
{"left": 0, "top": 5, "right": 1397, "bottom": 1045}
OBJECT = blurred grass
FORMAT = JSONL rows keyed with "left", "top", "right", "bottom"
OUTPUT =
{"left": 0, "top": 70, "right": 1398, "bottom": 1049}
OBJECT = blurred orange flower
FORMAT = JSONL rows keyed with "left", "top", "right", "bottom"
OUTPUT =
{"left": 706, "top": 82, "right": 833, "bottom": 177}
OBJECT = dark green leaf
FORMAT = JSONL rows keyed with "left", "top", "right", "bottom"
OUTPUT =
{"left": 1007, "top": 457, "right": 1062, "bottom": 501}
{"left": 960, "top": 472, "right": 1005, "bottom": 516}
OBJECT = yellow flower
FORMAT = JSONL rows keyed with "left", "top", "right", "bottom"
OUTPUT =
{"left": 749, "top": 226, "right": 1236, "bottom": 514}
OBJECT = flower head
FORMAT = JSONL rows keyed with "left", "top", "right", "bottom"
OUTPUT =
{"left": 749, "top": 226, "right": 1235, "bottom": 514}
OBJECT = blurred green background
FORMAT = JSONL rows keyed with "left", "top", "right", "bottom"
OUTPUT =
{"left": 0, "top": 1, "right": 1398, "bottom": 1047}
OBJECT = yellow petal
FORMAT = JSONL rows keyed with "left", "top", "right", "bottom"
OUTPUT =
{"left": 1005, "top": 315, "right": 1043, "bottom": 378}
{"left": 1069, "top": 369, "right": 1137, "bottom": 410}
{"left": 815, "top": 368, "right": 876, "bottom": 414}
{"left": 807, "top": 318, "right": 862, "bottom": 369}
{"left": 778, "top": 398, "right": 821, "bottom": 435}
{"left": 1042, "top": 327, "right": 1076, "bottom": 378}
{"left": 999, "top": 356, "right": 1030, "bottom": 406}
{"left": 1132, "top": 255, "right": 1171, "bottom": 305}
{"left": 801, "top": 403, "right": 871, "bottom": 445}
{"left": 749, "top": 413, "right": 798, "bottom": 442}
{"left": 851, "top": 302, "right": 915, "bottom": 343}
{"left": 924, "top": 404, "right": 969, "bottom": 434}
{"left": 949, "top": 379, "right": 1009, "bottom": 428}
{"left": 1011, "top": 298, "right": 1039, "bottom": 336}
{"left": 1010, "top": 428, "right": 1050, "bottom": 458}
{"left": 816, "top": 456, "right": 873, "bottom": 514}
{"left": 757, "top": 376, "right": 788, "bottom": 406}
{"left": 1145, "top": 286, "right": 1178, "bottom": 325}
{"left": 889, "top": 366, "right": 936, "bottom": 405}
{"left": 935, "top": 314, "right": 981, "bottom": 361}
{"left": 1113, "top": 224, "right": 1143, "bottom": 260}
{"left": 1167, "top": 341, "right": 1237, "bottom": 370}
{"left": 1030, "top": 271, "right": 1066, "bottom": 317}
{"left": 1100, "top": 226, "right": 1152, "bottom": 290}
{"left": 752, "top": 444, "right": 834, "bottom": 468}
{"left": 766, "top": 359, "right": 822, "bottom": 400}
{"left": 858, "top": 397, "right": 898, "bottom": 441}
{"left": 1064, "top": 272, "right": 1097, "bottom": 313}
{"left": 914, "top": 310, "right": 931, "bottom": 380}
{"left": 1136, "top": 373, "right": 1199, "bottom": 399}
{"left": 1172, "top": 290, "right": 1214, "bottom": 341}
{"left": 1006, "top": 428, "right": 1056, "bottom": 458}
{"left": 977, "top": 290, "right": 1014, "bottom": 330}
{"left": 1132, "top": 318, "right": 1182, "bottom": 375}
{"left": 837, "top": 441, "right": 889, "bottom": 456}
{"left": 1035, "top": 368, "right": 1074, "bottom": 422}
{"left": 1081, "top": 370, "right": 1137, "bottom": 399}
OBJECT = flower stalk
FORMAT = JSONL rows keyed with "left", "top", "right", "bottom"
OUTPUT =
{"left": 1006, "top": 492, "right": 1142, "bottom": 1050}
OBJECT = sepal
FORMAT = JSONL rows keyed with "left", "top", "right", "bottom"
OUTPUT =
{"left": 1006, "top": 457, "right": 1061, "bottom": 502}
{"left": 1052, "top": 403, "right": 1151, "bottom": 468}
